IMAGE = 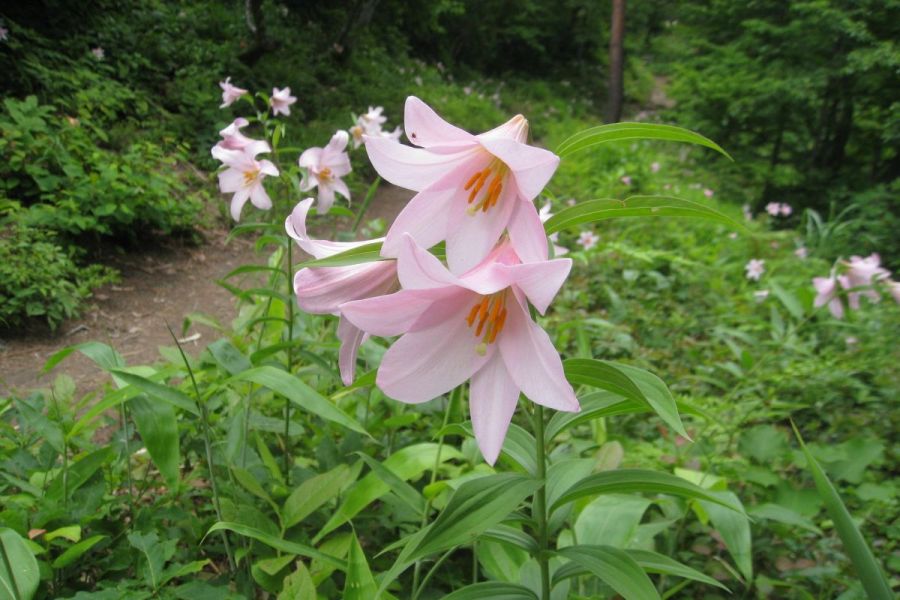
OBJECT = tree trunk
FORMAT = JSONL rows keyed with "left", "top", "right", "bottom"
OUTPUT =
{"left": 606, "top": 0, "right": 626, "bottom": 123}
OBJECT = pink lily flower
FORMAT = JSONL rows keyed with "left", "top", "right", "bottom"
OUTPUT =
{"left": 813, "top": 271, "right": 850, "bottom": 319}
{"left": 703, "top": 188, "right": 715, "bottom": 198}
{"left": 745, "top": 258, "right": 765, "bottom": 281}
{"left": 299, "top": 131, "right": 352, "bottom": 213}
{"left": 287, "top": 199, "right": 397, "bottom": 385}
{"left": 214, "top": 118, "right": 270, "bottom": 156}
{"left": 844, "top": 253, "right": 890, "bottom": 308}
{"left": 780, "top": 203, "right": 793, "bottom": 216}
{"left": 219, "top": 77, "right": 248, "bottom": 108}
{"left": 765, "top": 202, "right": 781, "bottom": 216}
{"left": 211, "top": 147, "right": 278, "bottom": 221}
{"left": 365, "top": 96, "right": 560, "bottom": 274}
{"left": 270, "top": 86, "right": 297, "bottom": 116}
{"left": 577, "top": 231, "right": 599, "bottom": 251}
{"left": 340, "top": 235, "right": 579, "bottom": 464}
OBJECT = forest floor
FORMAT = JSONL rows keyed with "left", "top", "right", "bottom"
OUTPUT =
{"left": 0, "top": 184, "right": 413, "bottom": 394}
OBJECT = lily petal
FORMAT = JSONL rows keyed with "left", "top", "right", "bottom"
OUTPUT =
{"left": 294, "top": 261, "right": 396, "bottom": 314}
{"left": 507, "top": 197, "right": 550, "bottom": 264}
{"left": 340, "top": 289, "right": 441, "bottom": 337}
{"left": 445, "top": 179, "right": 517, "bottom": 274}
{"left": 229, "top": 187, "right": 251, "bottom": 222}
{"left": 479, "top": 137, "right": 560, "bottom": 201}
{"left": 396, "top": 233, "right": 460, "bottom": 290}
{"left": 498, "top": 294, "right": 579, "bottom": 412}
{"left": 365, "top": 135, "right": 478, "bottom": 192}
{"left": 470, "top": 352, "right": 520, "bottom": 465}
{"left": 337, "top": 317, "right": 367, "bottom": 385}
{"left": 404, "top": 96, "right": 475, "bottom": 148}
{"left": 285, "top": 198, "right": 382, "bottom": 259}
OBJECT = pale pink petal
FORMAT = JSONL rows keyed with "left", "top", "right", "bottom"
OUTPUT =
{"left": 340, "top": 288, "right": 444, "bottom": 337}
{"left": 445, "top": 179, "right": 517, "bottom": 274}
{"left": 337, "top": 317, "right": 368, "bottom": 385}
{"left": 469, "top": 352, "right": 521, "bottom": 465}
{"left": 317, "top": 184, "right": 337, "bottom": 213}
{"left": 498, "top": 295, "right": 579, "bottom": 412}
{"left": 229, "top": 187, "right": 251, "bottom": 221}
{"left": 478, "top": 137, "right": 560, "bottom": 201}
{"left": 258, "top": 160, "right": 279, "bottom": 177}
{"left": 828, "top": 297, "right": 845, "bottom": 319}
{"left": 479, "top": 114, "right": 529, "bottom": 144}
{"left": 404, "top": 96, "right": 475, "bottom": 148}
{"left": 218, "top": 167, "right": 244, "bottom": 193}
{"left": 332, "top": 177, "right": 350, "bottom": 202}
{"left": 249, "top": 182, "right": 272, "bottom": 210}
{"left": 497, "top": 258, "right": 571, "bottom": 315}
{"left": 285, "top": 198, "right": 383, "bottom": 259}
{"left": 395, "top": 233, "right": 460, "bottom": 290}
{"left": 298, "top": 147, "right": 323, "bottom": 169}
{"left": 294, "top": 261, "right": 396, "bottom": 314}
{"left": 376, "top": 296, "right": 494, "bottom": 404}
{"left": 507, "top": 197, "right": 550, "bottom": 264}
{"left": 300, "top": 172, "right": 319, "bottom": 192}
{"left": 365, "top": 136, "right": 479, "bottom": 192}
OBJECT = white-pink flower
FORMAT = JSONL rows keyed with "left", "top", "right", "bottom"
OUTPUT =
{"left": 365, "top": 96, "right": 560, "bottom": 274}
{"left": 270, "top": 86, "right": 297, "bottom": 116}
{"left": 0, "top": 26, "right": 9, "bottom": 42}
{"left": 780, "top": 203, "right": 792, "bottom": 216}
{"left": 340, "top": 235, "right": 579, "bottom": 464}
{"left": 219, "top": 77, "right": 247, "bottom": 108}
{"left": 844, "top": 253, "right": 890, "bottom": 308}
{"left": 795, "top": 246, "right": 808, "bottom": 260}
{"left": 214, "top": 118, "right": 270, "bottom": 157}
{"left": 650, "top": 162, "right": 660, "bottom": 173}
{"left": 620, "top": 175, "right": 632, "bottom": 186}
{"left": 765, "top": 202, "right": 780, "bottom": 216}
{"left": 745, "top": 259, "right": 765, "bottom": 281}
{"left": 813, "top": 271, "right": 850, "bottom": 319}
{"left": 298, "top": 130, "right": 352, "bottom": 213}
{"left": 577, "top": 231, "right": 599, "bottom": 251}
{"left": 703, "top": 188, "right": 714, "bottom": 198}
{"left": 211, "top": 146, "right": 278, "bottom": 221}
{"left": 287, "top": 199, "right": 397, "bottom": 385}
{"left": 91, "top": 47, "right": 104, "bottom": 60}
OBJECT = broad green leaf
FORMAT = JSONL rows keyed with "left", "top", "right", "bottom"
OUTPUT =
{"left": 408, "top": 473, "right": 541, "bottom": 561}
{"left": 792, "top": 424, "right": 893, "bottom": 600}
{"left": 228, "top": 367, "right": 367, "bottom": 435}
{"left": 354, "top": 453, "right": 426, "bottom": 516}
{"left": 284, "top": 464, "right": 354, "bottom": 528}
{"left": 441, "top": 582, "right": 538, "bottom": 600}
{"left": 46, "top": 446, "right": 115, "bottom": 503}
{"left": 564, "top": 359, "right": 688, "bottom": 438}
{"left": 128, "top": 531, "right": 172, "bottom": 591}
{"left": 551, "top": 469, "right": 745, "bottom": 514}
{"left": 160, "top": 560, "right": 210, "bottom": 586}
{"left": 544, "top": 196, "right": 742, "bottom": 235}
{"left": 204, "top": 522, "right": 344, "bottom": 568}
{"left": 770, "top": 282, "right": 804, "bottom": 319}
{"left": 699, "top": 491, "right": 752, "bottom": 581}
{"left": 481, "top": 525, "right": 539, "bottom": 554}
{"left": 476, "top": 538, "right": 529, "bottom": 583}
{"left": 0, "top": 528, "right": 40, "bottom": 600}
{"left": 44, "top": 525, "right": 81, "bottom": 543}
{"left": 317, "top": 443, "right": 461, "bottom": 541}
{"left": 232, "top": 467, "right": 276, "bottom": 512}
{"left": 574, "top": 494, "right": 651, "bottom": 549}
{"left": 51, "top": 534, "right": 106, "bottom": 569}
{"left": 206, "top": 339, "right": 253, "bottom": 375}
{"left": 296, "top": 241, "right": 385, "bottom": 268}
{"left": 343, "top": 532, "right": 377, "bottom": 600}
{"left": 42, "top": 341, "right": 125, "bottom": 373}
{"left": 130, "top": 395, "right": 180, "bottom": 488}
{"left": 108, "top": 370, "right": 200, "bottom": 416}
{"left": 556, "top": 122, "right": 731, "bottom": 160}
{"left": 628, "top": 549, "right": 728, "bottom": 592}
{"left": 748, "top": 503, "right": 821, "bottom": 534}
{"left": 545, "top": 391, "right": 646, "bottom": 442}
{"left": 546, "top": 459, "right": 595, "bottom": 517}
{"left": 278, "top": 561, "right": 316, "bottom": 600}
{"left": 556, "top": 545, "right": 660, "bottom": 600}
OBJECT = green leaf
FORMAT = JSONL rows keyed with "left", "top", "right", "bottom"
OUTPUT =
{"left": 206, "top": 339, "right": 253, "bottom": 375}
{"left": 770, "top": 282, "right": 804, "bottom": 319}
{"left": 42, "top": 341, "right": 125, "bottom": 373}
{"left": 408, "top": 473, "right": 541, "bottom": 561}
{"left": 108, "top": 370, "right": 200, "bottom": 416}
{"left": 44, "top": 525, "right": 81, "bottom": 543}
{"left": 792, "top": 424, "right": 893, "bottom": 600}
{"left": 278, "top": 560, "right": 316, "bottom": 600}
{"left": 544, "top": 196, "right": 743, "bottom": 235}
{"left": 128, "top": 531, "right": 172, "bottom": 591}
{"left": 748, "top": 503, "right": 821, "bottom": 534}
{"left": 441, "top": 582, "right": 538, "bottom": 600}
{"left": 317, "top": 443, "right": 461, "bottom": 541}
{"left": 545, "top": 391, "right": 646, "bottom": 442}
{"left": 564, "top": 359, "right": 688, "bottom": 439}
{"left": 46, "top": 446, "right": 115, "bottom": 503}
{"left": 555, "top": 545, "right": 660, "bottom": 600}
{"left": 295, "top": 241, "right": 385, "bottom": 268}
{"left": 130, "top": 395, "right": 180, "bottom": 488}
{"left": 551, "top": 469, "right": 745, "bottom": 513}
{"left": 227, "top": 367, "right": 367, "bottom": 435}
{"left": 0, "top": 528, "right": 40, "bottom": 600}
{"left": 628, "top": 549, "right": 729, "bottom": 592}
{"left": 354, "top": 452, "right": 426, "bottom": 516}
{"left": 283, "top": 464, "right": 354, "bottom": 528}
{"left": 481, "top": 525, "right": 539, "bottom": 554}
{"left": 204, "top": 522, "right": 344, "bottom": 568}
{"left": 574, "top": 494, "right": 651, "bottom": 548}
{"left": 555, "top": 122, "right": 731, "bottom": 160}
{"left": 51, "top": 535, "right": 106, "bottom": 569}
{"left": 699, "top": 491, "right": 752, "bottom": 581}
{"left": 343, "top": 531, "right": 377, "bottom": 600}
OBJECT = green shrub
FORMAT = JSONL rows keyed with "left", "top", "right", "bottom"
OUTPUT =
{"left": 0, "top": 224, "right": 116, "bottom": 330}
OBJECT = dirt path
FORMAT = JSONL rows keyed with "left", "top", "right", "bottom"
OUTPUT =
{"left": 0, "top": 184, "right": 414, "bottom": 394}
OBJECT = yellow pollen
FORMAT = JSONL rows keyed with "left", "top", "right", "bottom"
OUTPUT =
{"left": 463, "top": 159, "right": 507, "bottom": 214}
{"left": 243, "top": 168, "right": 260, "bottom": 184}
{"left": 319, "top": 167, "right": 333, "bottom": 182}
{"left": 466, "top": 291, "right": 509, "bottom": 350}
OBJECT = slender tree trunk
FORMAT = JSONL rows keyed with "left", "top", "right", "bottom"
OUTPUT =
{"left": 607, "top": 0, "right": 626, "bottom": 123}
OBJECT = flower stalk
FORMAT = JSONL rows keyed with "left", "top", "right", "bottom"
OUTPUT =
{"left": 533, "top": 403, "right": 551, "bottom": 600}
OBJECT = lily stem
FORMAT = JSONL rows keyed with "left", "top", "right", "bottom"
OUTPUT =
{"left": 533, "top": 403, "right": 551, "bottom": 600}
{"left": 283, "top": 237, "right": 294, "bottom": 485}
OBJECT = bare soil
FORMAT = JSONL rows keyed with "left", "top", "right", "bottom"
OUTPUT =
{"left": 0, "top": 184, "right": 413, "bottom": 395}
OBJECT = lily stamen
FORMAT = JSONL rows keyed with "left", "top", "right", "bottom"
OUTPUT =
{"left": 466, "top": 291, "right": 509, "bottom": 349}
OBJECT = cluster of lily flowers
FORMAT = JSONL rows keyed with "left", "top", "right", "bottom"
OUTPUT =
{"left": 348, "top": 106, "right": 402, "bottom": 149}
{"left": 285, "top": 97, "right": 581, "bottom": 464}
{"left": 813, "top": 254, "right": 900, "bottom": 319}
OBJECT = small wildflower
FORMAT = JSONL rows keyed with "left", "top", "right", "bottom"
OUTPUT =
{"left": 703, "top": 188, "right": 714, "bottom": 198}
{"left": 620, "top": 175, "right": 632, "bottom": 186}
{"left": 91, "top": 47, "right": 105, "bottom": 60}
{"left": 745, "top": 259, "right": 765, "bottom": 281}
{"left": 578, "top": 231, "right": 599, "bottom": 251}
{"left": 794, "top": 246, "right": 808, "bottom": 260}
{"left": 219, "top": 77, "right": 248, "bottom": 108}
{"left": 780, "top": 203, "right": 792, "bottom": 216}
{"left": 270, "top": 87, "right": 297, "bottom": 116}
{"left": 765, "top": 202, "right": 780, "bottom": 216}
{"left": 650, "top": 162, "right": 660, "bottom": 173}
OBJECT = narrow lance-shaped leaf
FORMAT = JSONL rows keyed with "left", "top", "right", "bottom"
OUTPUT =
{"left": 343, "top": 531, "right": 378, "bottom": 600}
{"left": 555, "top": 545, "right": 660, "bottom": 600}
{"left": 204, "top": 522, "right": 345, "bottom": 568}
{"left": 792, "top": 423, "right": 893, "bottom": 600}
{"left": 0, "top": 528, "right": 40, "bottom": 600}
{"left": 544, "top": 196, "right": 744, "bottom": 235}
{"left": 441, "top": 582, "right": 538, "bottom": 600}
{"left": 556, "top": 122, "right": 731, "bottom": 160}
